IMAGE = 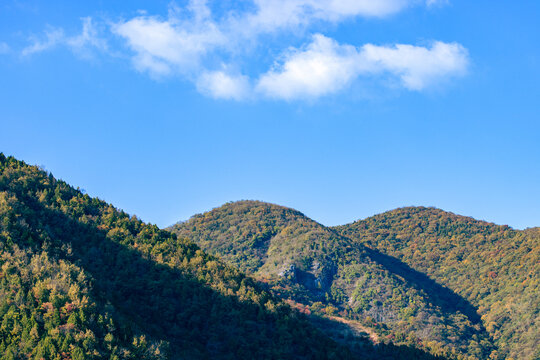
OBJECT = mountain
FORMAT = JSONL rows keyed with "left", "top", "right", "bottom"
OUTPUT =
{"left": 170, "top": 201, "right": 350, "bottom": 295}
{"left": 4, "top": 152, "right": 536, "bottom": 360}
{"left": 0, "top": 154, "right": 363, "bottom": 359}
{"left": 170, "top": 201, "right": 498, "bottom": 359}
{"left": 335, "top": 207, "right": 539, "bottom": 360}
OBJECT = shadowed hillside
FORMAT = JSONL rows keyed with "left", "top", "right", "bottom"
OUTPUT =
{"left": 0, "top": 154, "right": 359, "bottom": 359}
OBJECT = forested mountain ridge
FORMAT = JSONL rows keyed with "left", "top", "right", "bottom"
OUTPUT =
{"left": 170, "top": 201, "right": 498, "bottom": 360}
{"left": 335, "top": 207, "right": 539, "bottom": 360}
{"left": 2, "top": 152, "right": 536, "bottom": 360}
{"left": 0, "top": 154, "right": 367, "bottom": 359}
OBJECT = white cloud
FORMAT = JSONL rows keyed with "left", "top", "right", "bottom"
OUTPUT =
{"left": 247, "top": 0, "right": 409, "bottom": 31}
{"left": 256, "top": 34, "right": 365, "bottom": 99}
{"left": 196, "top": 71, "right": 251, "bottom": 100}
{"left": 113, "top": 2, "right": 225, "bottom": 76}
{"left": 235, "top": 0, "right": 446, "bottom": 36}
{"left": 108, "top": 1, "right": 466, "bottom": 100}
{"left": 227, "top": 0, "right": 418, "bottom": 40}
{"left": 362, "top": 41, "right": 468, "bottom": 90}
{"left": 256, "top": 34, "right": 468, "bottom": 99}
{"left": 113, "top": 0, "right": 444, "bottom": 77}
{"left": 23, "top": 1, "right": 465, "bottom": 101}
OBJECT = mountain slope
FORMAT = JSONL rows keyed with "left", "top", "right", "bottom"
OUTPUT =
{"left": 335, "top": 207, "right": 539, "bottom": 360}
{"left": 171, "top": 201, "right": 351, "bottom": 294}
{"left": 0, "top": 154, "right": 361, "bottom": 360}
{"left": 170, "top": 201, "right": 496, "bottom": 359}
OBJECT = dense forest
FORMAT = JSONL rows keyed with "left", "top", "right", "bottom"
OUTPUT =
{"left": 0, "top": 154, "right": 452, "bottom": 359}
{"left": 1, "top": 154, "right": 537, "bottom": 359}
{"left": 170, "top": 201, "right": 501, "bottom": 359}
{"left": 335, "top": 207, "right": 539, "bottom": 360}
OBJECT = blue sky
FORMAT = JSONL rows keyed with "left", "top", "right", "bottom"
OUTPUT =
{"left": 1, "top": 0, "right": 539, "bottom": 229}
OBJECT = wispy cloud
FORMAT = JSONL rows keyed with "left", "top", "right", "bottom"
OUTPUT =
{"left": 196, "top": 71, "right": 251, "bottom": 100}
{"left": 66, "top": 17, "right": 108, "bottom": 56}
{"left": 22, "top": 28, "right": 65, "bottom": 56}
{"left": 228, "top": 0, "right": 450, "bottom": 37}
{"left": 21, "top": 17, "right": 107, "bottom": 57}
{"left": 236, "top": 0, "right": 412, "bottom": 35}
{"left": 426, "top": 0, "right": 450, "bottom": 7}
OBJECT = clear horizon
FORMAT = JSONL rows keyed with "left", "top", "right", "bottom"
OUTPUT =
{"left": 1, "top": 1, "right": 539, "bottom": 230}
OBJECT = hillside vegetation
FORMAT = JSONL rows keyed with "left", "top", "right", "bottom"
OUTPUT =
{"left": 3, "top": 152, "right": 536, "bottom": 360}
{"left": 0, "top": 154, "right": 362, "bottom": 359}
{"left": 335, "top": 207, "right": 539, "bottom": 360}
{"left": 170, "top": 201, "right": 498, "bottom": 359}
